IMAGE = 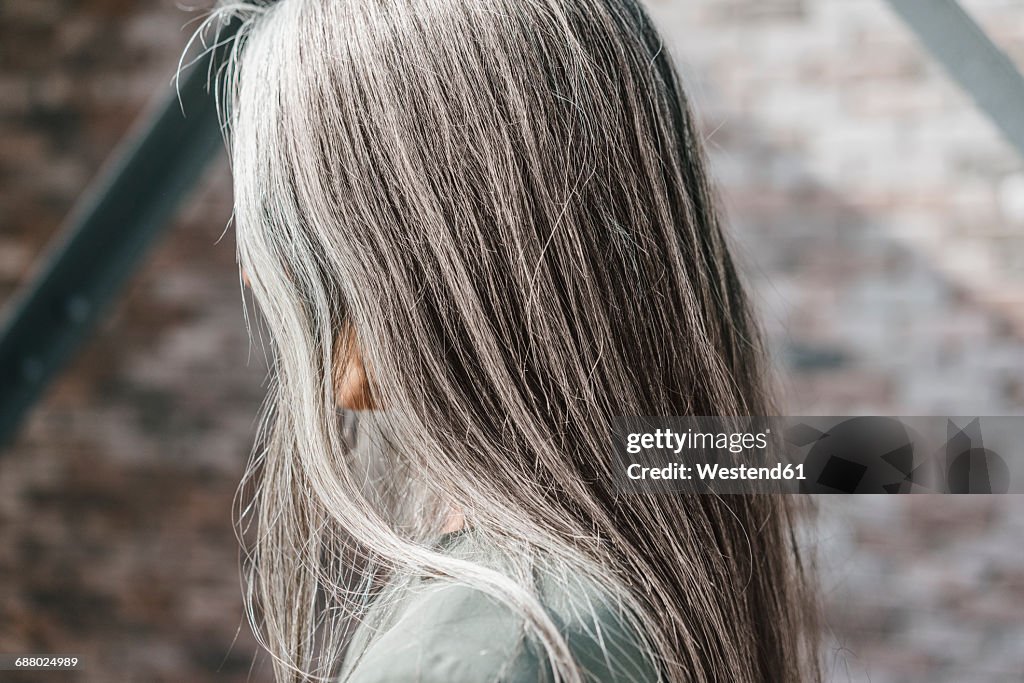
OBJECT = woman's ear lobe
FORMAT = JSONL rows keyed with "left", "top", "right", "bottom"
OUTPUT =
{"left": 335, "top": 330, "right": 375, "bottom": 411}
{"left": 336, "top": 354, "right": 374, "bottom": 410}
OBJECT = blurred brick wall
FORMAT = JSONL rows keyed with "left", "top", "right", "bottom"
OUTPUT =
{"left": 647, "top": 0, "right": 1024, "bottom": 415}
{"left": 0, "top": 2, "right": 269, "bottom": 682}
{"left": 1, "top": 0, "right": 1023, "bottom": 682}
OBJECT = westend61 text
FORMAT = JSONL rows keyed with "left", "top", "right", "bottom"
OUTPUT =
{"left": 626, "top": 462, "right": 806, "bottom": 481}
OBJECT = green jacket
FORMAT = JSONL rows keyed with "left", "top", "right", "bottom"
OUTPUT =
{"left": 339, "top": 530, "right": 658, "bottom": 682}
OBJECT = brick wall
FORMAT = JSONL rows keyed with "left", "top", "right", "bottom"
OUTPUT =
{"left": 1, "top": 2, "right": 269, "bottom": 681}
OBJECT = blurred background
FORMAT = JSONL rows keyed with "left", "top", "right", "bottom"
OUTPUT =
{"left": 1, "top": 0, "right": 1022, "bottom": 681}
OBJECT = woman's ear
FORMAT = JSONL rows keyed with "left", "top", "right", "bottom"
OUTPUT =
{"left": 334, "top": 328, "right": 374, "bottom": 411}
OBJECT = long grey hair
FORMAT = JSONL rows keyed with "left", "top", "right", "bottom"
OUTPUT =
{"left": 195, "top": 0, "right": 820, "bottom": 680}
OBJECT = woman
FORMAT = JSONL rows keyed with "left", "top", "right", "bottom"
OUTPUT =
{"left": 204, "top": 0, "right": 820, "bottom": 680}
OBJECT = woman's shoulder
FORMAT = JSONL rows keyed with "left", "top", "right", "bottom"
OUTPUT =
{"left": 535, "top": 568, "right": 660, "bottom": 683}
{"left": 344, "top": 579, "right": 546, "bottom": 683}
{"left": 344, "top": 533, "right": 657, "bottom": 683}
